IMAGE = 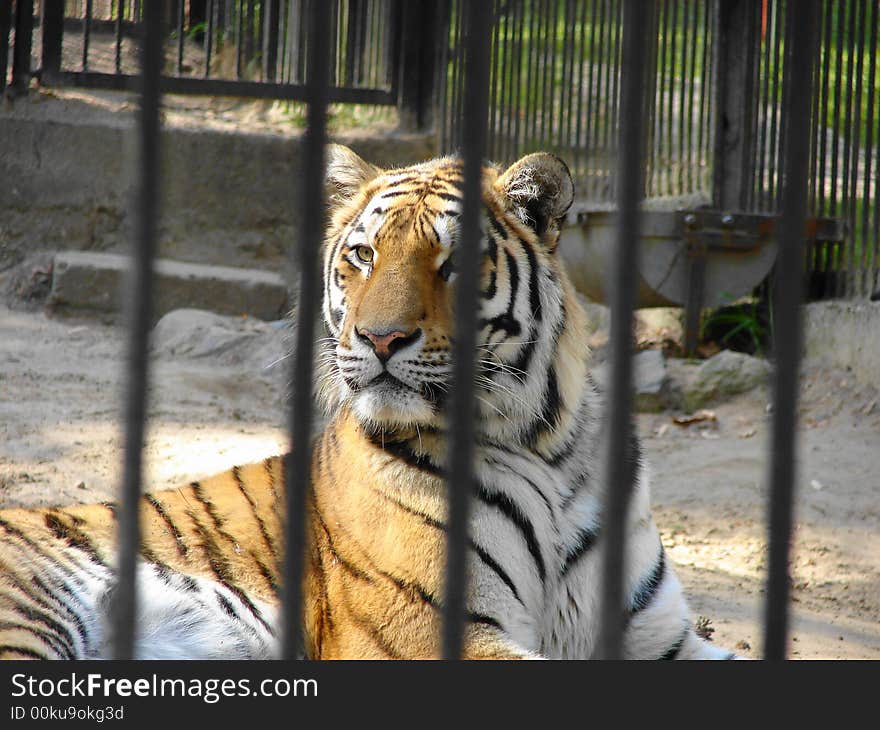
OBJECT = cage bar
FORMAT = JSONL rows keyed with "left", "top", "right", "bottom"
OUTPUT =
{"left": 109, "top": 0, "right": 164, "bottom": 660}
{"left": 280, "top": 0, "right": 331, "bottom": 662}
{"left": 441, "top": 0, "right": 491, "bottom": 661}
{"left": 595, "top": 0, "right": 649, "bottom": 660}
{"left": 762, "top": 0, "right": 820, "bottom": 661}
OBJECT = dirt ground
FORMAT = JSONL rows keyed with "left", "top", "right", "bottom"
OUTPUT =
{"left": 0, "top": 302, "right": 877, "bottom": 659}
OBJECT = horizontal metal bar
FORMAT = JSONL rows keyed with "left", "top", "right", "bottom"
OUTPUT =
{"left": 39, "top": 70, "right": 396, "bottom": 105}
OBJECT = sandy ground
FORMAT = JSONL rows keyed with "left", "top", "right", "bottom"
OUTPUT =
{"left": 0, "top": 302, "right": 877, "bottom": 659}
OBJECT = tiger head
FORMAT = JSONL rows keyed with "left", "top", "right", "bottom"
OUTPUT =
{"left": 319, "top": 145, "right": 584, "bottom": 441}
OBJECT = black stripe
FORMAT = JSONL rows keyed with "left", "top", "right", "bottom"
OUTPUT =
{"left": 215, "top": 590, "right": 241, "bottom": 621}
{"left": 144, "top": 494, "right": 189, "bottom": 558}
{"left": 561, "top": 525, "right": 600, "bottom": 575}
{"left": 30, "top": 574, "right": 90, "bottom": 648}
{"left": 0, "top": 644, "right": 51, "bottom": 660}
{"left": 659, "top": 628, "right": 689, "bottom": 660}
{"left": 42, "top": 512, "right": 106, "bottom": 567}
{"left": 0, "top": 573, "right": 81, "bottom": 658}
{"left": 483, "top": 237, "right": 499, "bottom": 299}
{"left": 0, "top": 518, "right": 86, "bottom": 583}
{"left": 12, "top": 603, "right": 76, "bottom": 659}
{"left": 468, "top": 612, "right": 503, "bottom": 631}
{"left": 521, "top": 365, "right": 562, "bottom": 447}
{"left": 520, "top": 238, "right": 543, "bottom": 322}
{"left": 0, "top": 555, "right": 84, "bottom": 646}
{"left": 630, "top": 549, "right": 666, "bottom": 614}
{"left": 479, "top": 313, "right": 521, "bottom": 338}
{"left": 232, "top": 466, "right": 279, "bottom": 558}
{"left": 375, "top": 490, "right": 524, "bottom": 606}
{"left": 487, "top": 211, "right": 509, "bottom": 240}
{"left": 365, "top": 433, "right": 443, "bottom": 477}
{"left": 313, "top": 508, "right": 374, "bottom": 585}
{"left": 477, "top": 485, "right": 546, "bottom": 583}
{"left": 185, "top": 510, "right": 272, "bottom": 632}
{"left": 348, "top": 609, "right": 404, "bottom": 659}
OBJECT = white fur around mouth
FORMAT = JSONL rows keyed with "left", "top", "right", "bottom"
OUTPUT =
{"left": 351, "top": 373, "right": 435, "bottom": 427}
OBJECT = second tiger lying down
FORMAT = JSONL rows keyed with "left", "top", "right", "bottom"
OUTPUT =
{"left": 0, "top": 146, "right": 736, "bottom": 659}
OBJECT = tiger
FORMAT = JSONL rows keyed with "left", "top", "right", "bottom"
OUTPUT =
{"left": 0, "top": 145, "right": 737, "bottom": 660}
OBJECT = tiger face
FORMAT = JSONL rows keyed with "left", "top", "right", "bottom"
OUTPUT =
{"left": 319, "top": 145, "right": 575, "bottom": 437}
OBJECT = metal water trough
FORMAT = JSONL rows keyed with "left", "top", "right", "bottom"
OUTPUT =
{"left": 559, "top": 205, "right": 844, "bottom": 351}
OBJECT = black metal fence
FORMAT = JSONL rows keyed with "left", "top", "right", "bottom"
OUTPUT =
{"left": 438, "top": 0, "right": 879, "bottom": 302}
{"left": 3, "top": 0, "right": 416, "bottom": 106}
{"left": 0, "top": 0, "right": 840, "bottom": 659}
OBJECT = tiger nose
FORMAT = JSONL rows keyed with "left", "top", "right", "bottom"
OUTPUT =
{"left": 356, "top": 327, "right": 421, "bottom": 364}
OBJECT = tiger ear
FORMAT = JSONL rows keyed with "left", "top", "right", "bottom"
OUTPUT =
{"left": 494, "top": 153, "right": 574, "bottom": 239}
{"left": 325, "top": 144, "right": 381, "bottom": 206}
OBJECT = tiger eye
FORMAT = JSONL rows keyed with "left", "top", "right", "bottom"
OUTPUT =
{"left": 355, "top": 246, "right": 374, "bottom": 264}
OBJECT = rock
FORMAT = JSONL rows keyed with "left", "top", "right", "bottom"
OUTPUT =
{"left": 673, "top": 349, "right": 771, "bottom": 412}
{"left": 592, "top": 348, "right": 674, "bottom": 413}
{"left": 151, "top": 308, "right": 288, "bottom": 371}
{"left": 48, "top": 251, "right": 290, "bottom": 322}
{"left": 634, "top": 307, "right": 684, "bottom": 350}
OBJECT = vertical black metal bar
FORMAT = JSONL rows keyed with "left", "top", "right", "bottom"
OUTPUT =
{"left": 596, "top": 0, "right": 649, "bottom": 661}
{"left": 713, "top": 0, "right": 758, "bottom": 210}
{"left": 817, "top": 0, "right": 833, "bottom": 219}
{"left": 684, "top": 0, "right": 697, "bottom": 192}
{"left": 572, "top": 0, "right": 587, "bottom": 187}
{"left": 397, "top": 0, "right": 439, "bottom": 132}
{"left": 600, "top": 0, "right": 615, "bottom": 196}
{"left": 204, "top": 0, "right": 215, "bottom": 78}
{"left": 236, "top": 0, "right": 245, "bottom": 80}
{"left": 442, "top": 0, "right": 490, "bottom": 661}
{"left": 438, "top": 0, "right": 454, "bottom": 152}
{"left": 656, "top": 0, "right": 669, "bottom": 196}
{"left": 176, "top": 0, "right": 185, "bottom": 75}
{"left": 767, "top": 0, "right": 784, "bottom": 211}
{"left": 756, "top": 0, "right": 773, "bottom": 210}
{"left": 281, "top": 0, "right": 330, "bottom": 662}
{"left": 488, "top": 0, "right": 500, "bottom": 159}
{"left": 840, "top": 0, "right": 859, "bottom": 297}
{"left": 82, "top": 0, "right": 94, "bottom": 72}
{"left": 110, "top": 0, "right": 164, "bottom": 660}
{"left": 10, "top": 0, "right": 34, "bottom": 97}
{"left": 116, "top": 0, "right": 127, "bottom": 74}
{"left": 762, "top": 0, "right": 819, "bottom": 662}
{"left": 847, "top": 0, "right": 866, "bottom": 297}
{"left": 40, "top": 0, "right": 64, "bottom": 83}
{"left": 580, "top": 0, "right": 598, "bottom": 192}
{"left": 264, "top": 0, "right": 280, "bottom": 81}
{"left": 664, "top": 0, "right": 677, "bottom": 195}
{"left": 0, "top": 0, "right": 11, "bottom": 93}
{"left": 862, "top": 0, "right": 878, "bottom": 297}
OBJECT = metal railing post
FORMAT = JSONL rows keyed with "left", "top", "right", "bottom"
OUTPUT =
{"left": 442, "top": 0, "right": 491, "bottom": 661}
{"left": 281, "top": 0, "right": 331, "bottom": 662}
{"left": 10, "top": 0, "right": 35, "bottom": 97}
{"left": 596, "top": 0, "right": 650, "bottom": 661}
{"left": 0, "top": 0, "right": 12, "bottom": 94}
{"left": 110, "top": 1, "right": 164, "bottom": 660}
{"left": 263, "top": 0, "right": 281, "bottom": 82}
{"left": 712, "top": 0, "right": 760, "bottom": 210}
{"left": 397, "top": 0, "right": 443, "bottom": 132}
{"left": 40, "top": 0, "right": 64, "bottom": 85}
{"left": 762, "top": 0, "right": 820, "bottom": 661}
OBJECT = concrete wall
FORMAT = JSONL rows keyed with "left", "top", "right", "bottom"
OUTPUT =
{"left": 803, "top": 301, "right": 880, "bottom": 387}
{"left": 0, "top": 92, "right": 435, "bottom": 277}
